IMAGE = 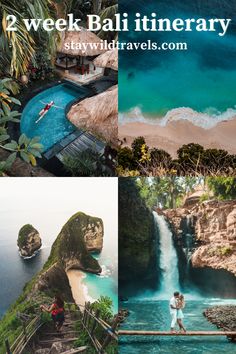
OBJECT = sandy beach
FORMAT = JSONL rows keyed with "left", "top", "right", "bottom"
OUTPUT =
{"left": 118, "top": 118, "right": 236, "bottom": 158}
{"left": 67, "top": 270, "right": 87, "bottom": 310}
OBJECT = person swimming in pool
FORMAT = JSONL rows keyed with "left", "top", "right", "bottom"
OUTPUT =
{"left": 36, "top": 101, "right": 54, "bottom": 123}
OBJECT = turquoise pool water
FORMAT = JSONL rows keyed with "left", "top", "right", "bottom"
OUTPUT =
{"left": 120, "top": 299, "right": 236, "bottom": 353}
{"left": 21, "top": 83, "right": 87, "bottom": 152}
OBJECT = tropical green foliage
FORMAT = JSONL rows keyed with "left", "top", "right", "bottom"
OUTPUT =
{"left": 0, "top": 0, "right": 57, "bottom": 78}
{"left": 74, "top": 296, "right": 116, "bottom": 354}
{"left": 117, "top": 137, "right": 236, "bottom": 176}
{"left": 63, "top": 149, "right": 114, "bottom": 177}
{"left": 136, "top": 177, "right": 200, "bottom": 209}
{"left": 0, "top": 78, "right": 43, "bottom": 175}
{"left": 206, "top": 177, "right": 236, "bottom": 200}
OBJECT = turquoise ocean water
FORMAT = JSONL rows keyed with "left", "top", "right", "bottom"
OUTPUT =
{"left": 119, "top": 0, "right": 236, "bottom": 128}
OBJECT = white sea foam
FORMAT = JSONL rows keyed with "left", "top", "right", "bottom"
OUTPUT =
{"left": 119, "top": 106, "right": 236, "bottom": 129}
{"left": 99, "top": 264, "right": 112, "bottom": 278}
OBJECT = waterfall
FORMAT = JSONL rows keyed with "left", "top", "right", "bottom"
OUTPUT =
{"left": 153, "top": 211, "right": 180, "bottom": 296}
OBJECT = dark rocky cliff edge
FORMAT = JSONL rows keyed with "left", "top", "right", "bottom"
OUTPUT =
{"left": 119, "top": 178, "right": 157, "bottom": 293}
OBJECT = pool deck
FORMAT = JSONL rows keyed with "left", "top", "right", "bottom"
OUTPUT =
{"left": 43, "top": 130, "right": 105, "bottom": 161}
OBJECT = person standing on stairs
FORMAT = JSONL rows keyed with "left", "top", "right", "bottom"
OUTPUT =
{"left": 40, "top": 295, "right": 65, "bottom": 332}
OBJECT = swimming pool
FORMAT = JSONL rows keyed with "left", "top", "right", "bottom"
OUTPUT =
{"left": 21, "top": 83, "right": 88, "bottom": 152}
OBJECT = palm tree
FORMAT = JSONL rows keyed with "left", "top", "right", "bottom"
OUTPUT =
{"left": 0, "top": 0, "right": 57, "bottom": 78}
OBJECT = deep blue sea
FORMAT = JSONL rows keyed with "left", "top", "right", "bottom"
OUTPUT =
{"left": 119, "top": 0, "right": 236, "bottom": 127}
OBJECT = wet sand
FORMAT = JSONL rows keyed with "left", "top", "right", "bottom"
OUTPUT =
{"left": 67, "top": 270, "right": 87, "bottom": 310}
{"left": 118, "top": 118, "right": 236, "bottom": 158}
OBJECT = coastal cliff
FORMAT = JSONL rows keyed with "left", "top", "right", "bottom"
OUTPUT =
{"left": 0, "top": 211, "right": 104, "bottom": 354}
{"left": 163, "top": 199, "right": 236, "bottom": 278}
{"left": 17, "top": 224, "right": 42, "bottom": 258}
{"left": 47, "top": 212, "right": 103, "bottom": 274}
{"left": 119, "top": 178, "right": 157, "bottom": 288}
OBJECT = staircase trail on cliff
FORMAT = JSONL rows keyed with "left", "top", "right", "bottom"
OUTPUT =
{"left": 4, "top": 303, "right": 119, "bottom": 354}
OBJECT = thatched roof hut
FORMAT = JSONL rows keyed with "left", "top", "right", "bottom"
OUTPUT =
{"left": 58, "top": 28, "right": 106, "bottom": 56}
{"left": 67, "top": 85, "right": 118, "bottom": 145}
{"left": 93, "top": 49, "right": 118, "bottom": 70}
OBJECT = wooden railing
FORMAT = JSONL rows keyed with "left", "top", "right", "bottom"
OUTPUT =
{"left": 80, "top": 302, "right": 119, "bottom": 354}
{"left": 4, "top": 314, "right": 42, "bottom": 354}
{"left": 4, "top": 303, "right": 119, "bottom": 354}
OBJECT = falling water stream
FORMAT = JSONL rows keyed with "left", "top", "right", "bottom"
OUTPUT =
{"left": 153, "top": 211, "right": 180, "bottom": 295}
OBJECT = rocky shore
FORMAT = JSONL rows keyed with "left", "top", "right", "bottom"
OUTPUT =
{"left": 204, "top": 305, "right": 236, "bottom": 341}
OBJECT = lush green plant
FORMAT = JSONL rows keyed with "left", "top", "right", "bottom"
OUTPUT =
{"left": 0, "top": 0, "right": 57, "bottom": 78}
{"left": 131, "top": 137, "right": 147, "bottom": 161}
{"left": 90, "top": 296, "right": 113, "bottom": 321}
{"left": 63, "top": 149, "right": 112, "bottom": 177}
{"left": 0, "top": 78, "right": 43, "bottom": 174}
{"left": 207, "top": 177, "right": 236, "bottom": 200}
{"left": 117, "top": 147, "right": 135, "bottom": 170}
{"left": 117, "top": 138, "right": 236, "bottom": 176}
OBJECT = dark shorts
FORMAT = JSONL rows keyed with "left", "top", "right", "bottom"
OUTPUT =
{"left": 52, "top": 312, "right": 65, "bottom": 324}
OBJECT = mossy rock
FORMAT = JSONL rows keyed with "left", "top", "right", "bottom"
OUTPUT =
{"left": 17, "top": 224, "right": 39, "bottom": 248}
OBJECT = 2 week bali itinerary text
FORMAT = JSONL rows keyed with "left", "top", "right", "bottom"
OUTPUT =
{"left": 5, "top": 13, "right": 231, "bottom": 37}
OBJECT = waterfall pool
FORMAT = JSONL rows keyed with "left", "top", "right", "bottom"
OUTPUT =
{"left": 119, "top": 299, "right": 236, "bottom": 354}
{"left": 21, "top": 83, "right": 88, "bottom": 152}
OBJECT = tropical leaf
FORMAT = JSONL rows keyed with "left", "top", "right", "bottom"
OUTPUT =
{"left": 20, "top": 151, "right": 30, "bottom": 163}
{"left": 0, "top": 134, "right": 10, "bottom": 142}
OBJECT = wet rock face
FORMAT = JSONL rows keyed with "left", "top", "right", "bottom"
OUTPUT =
{"left": 119, "top": 179, "right": 157, "bottom": 287}
{"left": 163, "top": 200, "right": 236, "bottom": 277}
{"left": 49, "top": 212, "right": 103, "bottom": 274}
{"left": 17, "top": 224, "right": 42, "bottom": 257}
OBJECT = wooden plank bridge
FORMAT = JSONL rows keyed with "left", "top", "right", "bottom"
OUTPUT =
{"left": 119, "top": 330, "right": 236, "bottom": 336}
{"left": 4, "top": 302, "right": 119, "bottom": 354}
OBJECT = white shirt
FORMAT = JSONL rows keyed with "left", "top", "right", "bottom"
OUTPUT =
{"left": 169, "top": 296, "right": 177, "bottom": 314}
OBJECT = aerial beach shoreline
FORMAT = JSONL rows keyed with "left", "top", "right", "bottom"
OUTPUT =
{"left": 118, "top": 117, "right": 236, "bottom": 158}
{"left": 67, "top": 269, "right": 91, "bottom": 309}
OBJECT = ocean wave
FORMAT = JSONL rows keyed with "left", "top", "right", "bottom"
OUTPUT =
{"left": 99, "top": 264, "right": 112, "bottom": 278}
{"left": 119, "top": 106, "right": 236, "bottom": 129}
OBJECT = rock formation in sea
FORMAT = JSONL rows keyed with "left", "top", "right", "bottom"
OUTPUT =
{"left": 119, "top": 178, "right": 157, "bottom": 288}
{"left": 17, "top": 224, "right": 42, "bottom": 257}
{"left": 163, "top": 198, "right": 236, "bottom": 278}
